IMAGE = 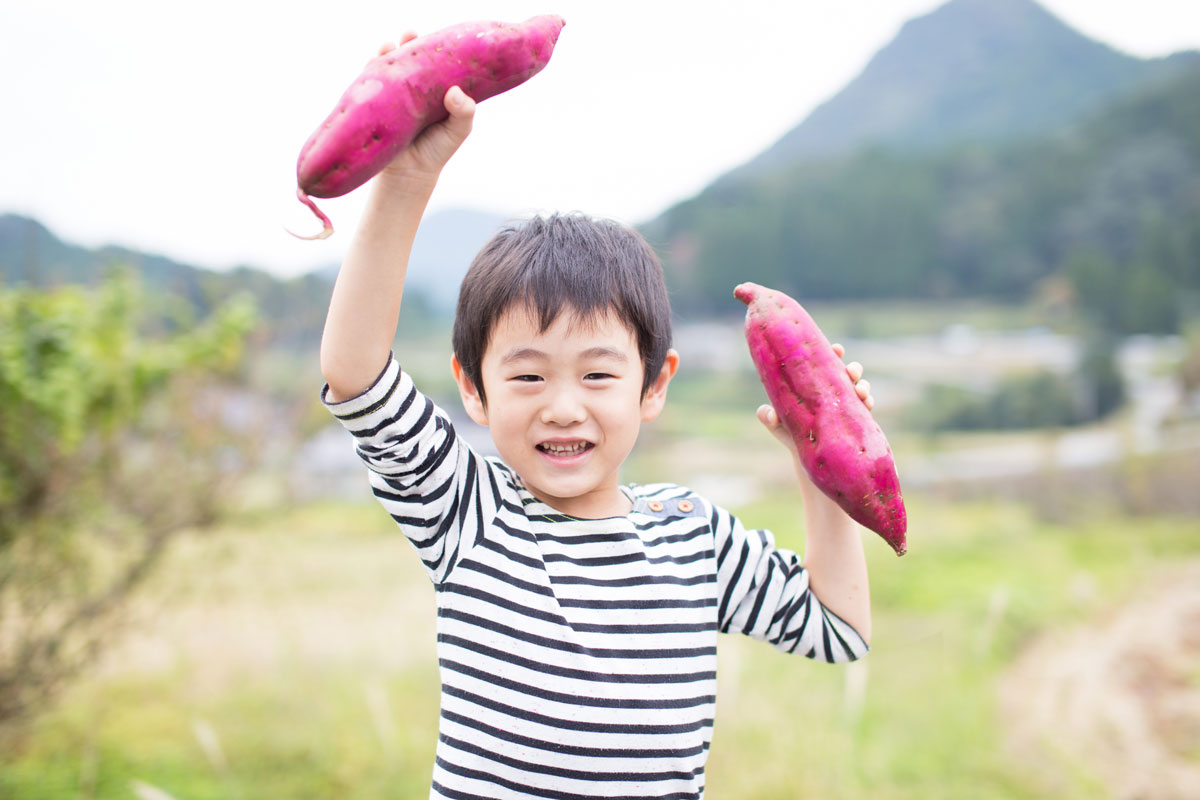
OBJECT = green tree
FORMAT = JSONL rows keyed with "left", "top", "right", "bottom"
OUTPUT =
{"left": 1077, "top": 329, "right": 1126, "bottom": 419}
{"left": 1180, "top": 322, "right": 1200, "bottom": 397}
{"left": 0, "top": 271, "right": 256, "bottom": 731}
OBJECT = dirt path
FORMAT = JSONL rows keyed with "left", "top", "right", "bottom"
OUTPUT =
{"left": 998, "top": 563, "right": 1200, "bottom": 799}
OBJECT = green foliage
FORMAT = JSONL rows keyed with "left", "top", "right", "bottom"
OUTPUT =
{"left": 1181, "top": 322, "right": 1200, "bottom": 394}
{"left": 1065, "top": 251, "right": 1181, "bottom": 335}
{"left": 0, "top": 272, "right": 256, "bottom": 534}
{"left": 0, "top": 272, "right": 257, "bottom": 729}
{"left": 1076, "top": 330, "right": 1125, "bottom": 418}
{"left": 0, "top": 271, "right": 253, "bottom": 452}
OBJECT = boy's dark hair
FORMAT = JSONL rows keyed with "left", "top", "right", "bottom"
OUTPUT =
{"left": 452, "top": 212, "right": 673, "bottom": 407}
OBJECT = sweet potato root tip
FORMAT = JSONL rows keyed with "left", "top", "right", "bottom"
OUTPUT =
{"left": 288, "top": 189, "right": 334, "bottom": 240}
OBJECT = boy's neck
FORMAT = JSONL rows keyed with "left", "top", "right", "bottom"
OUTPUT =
{"left": 528, "top": 483, "right": 633, "bottom": 520}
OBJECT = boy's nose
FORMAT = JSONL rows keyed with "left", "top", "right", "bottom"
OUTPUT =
{"left": 540, "top": 388, "right": 587, "bottom": 425}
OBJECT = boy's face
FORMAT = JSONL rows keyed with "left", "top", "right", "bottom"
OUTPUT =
{"left": 452, "top": 305, "right": 677, "bottom": 519}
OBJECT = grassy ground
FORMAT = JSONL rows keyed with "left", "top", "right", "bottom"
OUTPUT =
{"left": 2, "top": 487, "right": 1197, "bottom": 799}
{"left": 3, "top": 307, "right": 1194, "bottom": 796}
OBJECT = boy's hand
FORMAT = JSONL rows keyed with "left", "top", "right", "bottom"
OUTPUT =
{"left": 756, "top": 343, "right": 873, "bottom": 457}
{"left": 371, "top": 33, "right": 477, "bottom": 188}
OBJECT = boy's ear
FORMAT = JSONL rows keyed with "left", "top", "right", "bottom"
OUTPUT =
{"left": 640, "top": 349, "right": 679, "bottom": 422}
{"left": 451, "top": 353, "right": 489, "bottom": 426}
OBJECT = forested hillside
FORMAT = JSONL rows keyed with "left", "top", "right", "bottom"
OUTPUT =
{"left": 645, "top": 62, "right": 1200, "bottom": 334}
{"left": 0, "top": 213, "right": 457, "bottom": 348}
{"left": 0, "top": 215, "right": 335, "bottom": 348}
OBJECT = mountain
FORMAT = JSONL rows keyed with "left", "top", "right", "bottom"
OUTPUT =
{"left": 736, "top": 0, "right": 1198, "bottom": 174}
{"left": 0, "top": 215, "right": 336, "bottom": 348}
{"left": 408, "top": 208, "right": 511, "bottom": 313}
{"left": 643, "top": 59, "right": 1200, "bottom": 332}
{"left": 0, "top": 214, "right": 203, "bottom": 290}
{"left": 308, "top": 207, "right": 509, "bottom": 315}
{"left": 640, "top": 0, "right": 1200, "bottom": 326}
{"left": 0, "top": 206, "right": 510, "bottom": 346}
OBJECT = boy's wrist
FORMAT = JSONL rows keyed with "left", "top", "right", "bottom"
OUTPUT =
{"left": 373, "top": 167, "right": 441, "bottom": 202}
{"left": 794, "top": 461, "right": 850, "bottom": 521}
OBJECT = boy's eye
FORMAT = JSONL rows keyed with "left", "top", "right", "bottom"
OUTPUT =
{"left": 512, "top": 374, "right": 542, "bottom": 383}
{"left": 585, "top": 373, "right": 614, "bottom": 381}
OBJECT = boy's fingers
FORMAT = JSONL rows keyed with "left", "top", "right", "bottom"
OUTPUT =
{"left": 856, "top": 379, "right": 875, "bottom": 411}
{"left": 846, "top": 360, "right": 863, "bottom": 384}
{"left": 758, "top": 405, "right": 792, "bottom": 439}
{"left": 375, "top": 31, "right": 416, "bottom": 60}
{"left": 445, "top": 85, "right": 476, "bottom": 115}
{"left": 758, "top": 404, "right": 801, "bottom": 456}
{"left": 831, "top": 342, "right": 846, "bottom": 358}
{"left": 442, "top": 86, "right": 477, "bottom": 140}
{"left": 756, "top": 404, "right": 778, "bottom": 428}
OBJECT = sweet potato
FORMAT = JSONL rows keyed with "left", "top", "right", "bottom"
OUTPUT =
{"left": 735, "top": 282, "right": 907, "bottom": 555}
{"left": 292, "top": 15, "right": 566, "bottom": 239}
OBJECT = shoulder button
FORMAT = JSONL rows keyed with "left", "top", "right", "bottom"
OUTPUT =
{"left": 648, "top": 500, "right": 665, "bottom": 512}
{"left": 677, "top": 499, "right": 694, "bottom": 513}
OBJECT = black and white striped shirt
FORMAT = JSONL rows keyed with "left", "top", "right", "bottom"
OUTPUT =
{"left": 324, "top": 358, "right": 868, "bottom": 799}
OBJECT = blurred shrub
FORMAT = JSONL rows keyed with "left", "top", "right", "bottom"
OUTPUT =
{"left": 0, "top": 271, "right": 256, "bottom": 733}
{"left": 909, "top": 328, "right": 1125, "bottom": 432}
{"left": 1075, "top": 329, "right": 1126, "bottom": 419}
{"left": 1180, "top": 322, "right": 1200, "bottom": 397}
{"left": 931, "top": 447, "right": 1200, "bottom": 523}
{"left": 908, "top": 370, "right": 1087, "bottom": 432}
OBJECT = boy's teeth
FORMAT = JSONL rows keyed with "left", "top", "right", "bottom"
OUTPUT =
{"left": 541, "top": 441, "right": 589, "bottom": 455}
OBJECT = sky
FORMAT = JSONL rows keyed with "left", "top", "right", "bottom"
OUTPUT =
{"left": 2, "top": 0, "right": 1198, "bottom": 278}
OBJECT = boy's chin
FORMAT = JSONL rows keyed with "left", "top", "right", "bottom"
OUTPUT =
{"left": 529, "top": 478, "right": 596, "bottom": 505}
{"left": 524, "top": 473, "right": 625, "bottom": 516}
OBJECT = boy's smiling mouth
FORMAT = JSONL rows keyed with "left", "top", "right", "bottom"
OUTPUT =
{"left": 536, "top": 439, "right": 595, "bottom": 458}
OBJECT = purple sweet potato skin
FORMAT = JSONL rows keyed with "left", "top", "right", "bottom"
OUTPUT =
{"left": 735, "top": 282, "right": 907, "bottom": 555}
{"left": 297, "top": 15, "right": 565, "bottom": 200}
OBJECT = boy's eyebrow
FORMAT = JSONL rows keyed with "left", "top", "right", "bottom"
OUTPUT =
{"left": 579, "top": 346, "right": 628, "bottom": 362}
{"left": 499, "top": 347, "right": 549, "bottom": 365}
{"left": 499, "top": 346, "right": 629, "bottom": 364}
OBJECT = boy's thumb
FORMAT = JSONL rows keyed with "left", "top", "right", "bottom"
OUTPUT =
{"left": 445, "top": 86, "right": 477, "bottom": 118}
{"left": 758, "top": 404, "right": 799, "bottom": 453}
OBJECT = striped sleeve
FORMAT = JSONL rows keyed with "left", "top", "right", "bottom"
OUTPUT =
{"left": 322, "top": 357, "right": 501, "bottom": 585}
{"left": 710, "top": 501, "right": 868, "bottom": 663}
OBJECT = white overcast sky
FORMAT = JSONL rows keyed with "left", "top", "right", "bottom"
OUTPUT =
{"left": 1, "top": 0, "right": 1197, "bottom": 277}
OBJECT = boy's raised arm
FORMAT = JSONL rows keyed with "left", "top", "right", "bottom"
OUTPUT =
{"left": 757, "top": 346, "right": 874, "bottom": 645}
{"left": 320, "top": 60, "right": 476, "bottom": 403}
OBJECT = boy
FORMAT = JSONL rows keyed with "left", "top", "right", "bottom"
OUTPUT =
{"left": 320, "top": 58, "right": 874, "bottom": 800}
